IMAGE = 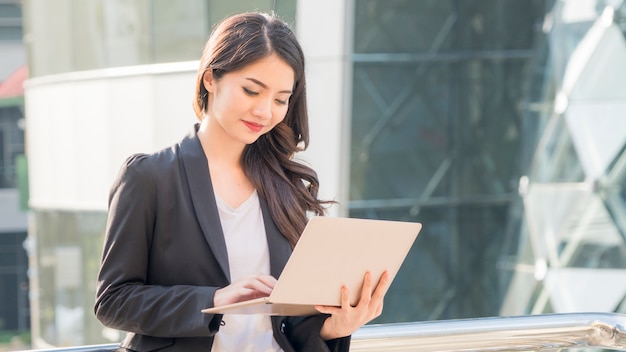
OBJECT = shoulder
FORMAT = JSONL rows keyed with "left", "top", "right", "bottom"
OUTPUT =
{"left": 113, "top": 126, "right": 202, "bottom": 185}
{"left": 118, "top": 150, "right": 172, "bottom": 177}
{"left": 119, "top": 132, "right": 193, "bottom": 174}
{"left": 112, "top": 143, "right": 181, "bottom": 189}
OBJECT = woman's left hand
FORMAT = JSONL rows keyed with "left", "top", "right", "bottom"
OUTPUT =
{"left": 315, "top": 271, "right": 390, "bottom": 340}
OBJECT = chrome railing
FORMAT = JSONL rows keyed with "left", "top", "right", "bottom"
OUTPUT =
{"left": 351, "top": 312, "right": 626, "bottom": 351}
{"left": 20, "top": 312, "right": 626, "bottom": 351}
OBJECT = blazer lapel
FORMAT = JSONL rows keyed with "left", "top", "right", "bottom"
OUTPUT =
{"left": 179, "top": 125, "right": 231, "bottom": 282}
{"left": 260, "top": 196, "right": 292, "bottom": 279}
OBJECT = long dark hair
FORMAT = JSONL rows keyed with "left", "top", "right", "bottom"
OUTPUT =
{"left": 193, "top": 12, "right": 332, "bottom": 247}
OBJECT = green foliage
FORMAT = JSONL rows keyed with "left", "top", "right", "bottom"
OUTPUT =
{"left": 0, "top": 330, "right": 31, "bottom": 345}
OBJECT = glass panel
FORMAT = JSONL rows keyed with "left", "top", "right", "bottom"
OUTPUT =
{"left": 618, "top": 2, "right": 626, "bottom": 36}
{"left": 453, "top": 0, "right": 547, "bottom": 51}
{"left": 207, "top": 0, "right": 296, "bottom": 30}
{"left": 567, "top": 26, "right": 626, "bottom": 101}
{"left": 23, "top": 0, "right": 298, "bottom": 77}
{"left": 102, "top": 0, "right": 151, "bottom": 68}
{"left": 0, "top": 232, "right": 29, "bottom": 334}
{"left": 151, "top": 0, "right": 209, "bottom": 64}
{"left": 0, "top": 107, "right": 25, "bottom": 189}
{"left": 353, "top": 0, "right": 546, "bottom": 54}
{"left": 350, "top": 62, "right": 450, "bottom": 202}
{"left": 529, "top": 114, "right": 584, "bottom": 183}
{"left": 454, "top": 59, "right": 528, "bottom": 196}
{"left": 351, "top": 0, "right": 550, "bottom": 322}
{"left": 33, "top": 210, "right": 109, "bottom": 346}
{"left": 565, "top": 101, "right": 626, "bottom": 180}
{"left": 0, "top": 28, "right": 22, "bottom": 41}
{"left": 24, "top": 0, "right": 74, "bottom": 77}
{"left": 353, "top": 0, "right": 455, "bottom": 54}
{"left": 544, "top": 268, "right": 626, "bottom": 312}
{"left": 71, "top": 0, "right": 105, "bottom": 72}
{"left": 273, "top": 0, "right": 297, "bottom": 26}
{"left": 0, "top": 4, "right": 22, "bottom": 18}
{"left": 506, "top": 0, "right": 626, "bottom": 316}
{"left": 0, "top": 3, "right": 23, "bottom": 41}
{"left": 352, "top": 203, "right": 512, "bottom": 323}
{"left": 525, "top": 184, "right": 626, "bottom": 268}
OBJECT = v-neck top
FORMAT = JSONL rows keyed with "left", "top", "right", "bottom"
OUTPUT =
{"left": 212, "top": 190, "right": 282, "bottom": 352}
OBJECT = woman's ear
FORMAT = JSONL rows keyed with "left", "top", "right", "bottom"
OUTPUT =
{"left": 202, "top": 70, "right": 215, "bottom": 93}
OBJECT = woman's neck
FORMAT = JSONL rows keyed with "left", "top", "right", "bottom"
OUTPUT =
{"left": 197, "top": 117, "right": 256, "bottom": 208}
{"left": 197, "top": 117, "right": 245, "bottom": 168}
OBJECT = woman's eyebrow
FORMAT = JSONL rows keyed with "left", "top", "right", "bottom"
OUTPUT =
{"left": 245, "top": 77, "right": 292, "bottom": 94}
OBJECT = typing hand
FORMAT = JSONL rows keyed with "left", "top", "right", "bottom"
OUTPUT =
{"left": 213, "top": 274, "right": 277, "bottom": 307}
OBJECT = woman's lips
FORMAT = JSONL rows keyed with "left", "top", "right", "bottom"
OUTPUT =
{"left": 243, "top": 120, "right": 264, "bottom": 132}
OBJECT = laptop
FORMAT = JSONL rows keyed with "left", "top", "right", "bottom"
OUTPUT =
{"left": 201, "top": 216, "right": 421, "bottom": 316}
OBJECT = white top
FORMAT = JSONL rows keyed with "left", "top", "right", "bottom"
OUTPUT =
{"left": 211, "top": 190, "right": 283, "bottom": 352}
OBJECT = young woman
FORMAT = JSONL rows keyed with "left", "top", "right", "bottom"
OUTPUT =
{"left": 94, "top": 12, "right": 389, "bottom": 352}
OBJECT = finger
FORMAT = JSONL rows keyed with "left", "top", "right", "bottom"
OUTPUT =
{"left": 228, "top": 287, "right": 262, "bottom": 303}
{"left": 372, "top": 271, "right": 391, "bottom": 300}
{"left": 242, "top": 278, "right": 274, "bottom": 296}
{"left": 374, "top": 301, "right": 384, "bottom": 317}
{"left": 340, "top": 285, "right": 351, "bottom": 308}
{"left": 248, "top": 281, "right": 273, "bottom": 295}
{"left": 315, "top": 305, "right": 341, "bottom": 315}
{"left": 255, "top": 274, "right": 278, "bottom": 288}
{"left": 359, "top": 272, "right": 373, "bottom": 305}
{"left": 242, "top": 274, "right": 276, "bottom": 289}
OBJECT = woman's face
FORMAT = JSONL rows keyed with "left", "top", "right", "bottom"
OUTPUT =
{"left": 203, "top": 54, "right": 295, "bottom": 145}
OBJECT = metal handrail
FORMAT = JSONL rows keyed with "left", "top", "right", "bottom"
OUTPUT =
{"left": 351, "top": 312, "right": 626, "bottom": 351}
{"left": 19, "top": 312, "right": 626, "bottom": 351}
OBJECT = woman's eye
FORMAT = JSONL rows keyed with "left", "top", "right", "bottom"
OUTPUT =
{"left": 276, "top": 99, "right": 288, "bottom": 106}
{"left": 243, "top": 87, "right": 258, "bottom": 96}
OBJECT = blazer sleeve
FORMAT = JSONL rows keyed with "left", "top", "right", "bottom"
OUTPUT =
{"left": 283, "top": 315, "right": 351, "bottom": 352}
{"left": 94, "top": 154, "right": 222, "bottom": 338}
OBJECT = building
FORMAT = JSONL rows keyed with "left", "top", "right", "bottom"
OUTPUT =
{"left": 0, "top": 0, "right": 29, "bottom": 341}
{"left": 20, "top": 0, "right": 626, "bottom": 348}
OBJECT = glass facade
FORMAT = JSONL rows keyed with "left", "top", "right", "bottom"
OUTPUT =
{"left": 0, "top": 1, "right": 29, "bottom": 347}
{"left": 500, "top": 0, "right": 626, "bottom": 316}
{"left": 350, "top": 0, "right": 551, "bottom": 323}
{"left": 31, "top": 210, "right": 107, "bottom": 346}
{"left": 350, "top": 0, "right": 626, "bottom": 324}
{"left": 0, "top": 106, "right": 24, "bottom": 189}
{"left": 22, "top": 0, "right": 296, "bottom": 77}
{"left": 0, "top": 2, "right": 23, "bottom": 41}
{"left": 0, "top": 232, "right": 29, "bottom": 333}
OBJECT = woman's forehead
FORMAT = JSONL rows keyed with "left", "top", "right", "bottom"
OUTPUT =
{"left": 229, "top": 55, "right": 295, "bottom": 90}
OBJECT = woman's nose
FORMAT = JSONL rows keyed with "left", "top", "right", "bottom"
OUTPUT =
{"left": 252, "top": 98, "right": 273, "bottom": 120}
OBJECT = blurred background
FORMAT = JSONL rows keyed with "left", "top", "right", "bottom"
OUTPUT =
{"left": 1, "top": 0, "right": 625, "bottom": 349}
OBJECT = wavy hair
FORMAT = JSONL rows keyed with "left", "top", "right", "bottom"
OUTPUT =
{"left": 193, "top": 12, "right": 332, "bottom": 247}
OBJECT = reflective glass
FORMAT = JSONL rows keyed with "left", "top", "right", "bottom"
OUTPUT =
{"left": 351, "top": 0, "right": 549, "bottom": 322}
{"left": 528, "top": 114, "right": 584, "bottom": 183}
{"left": 22, "top": 0, "right": 296, "bottom": 77}
{"left": 353, "top": 0, "right": 544, "bottom": 54}
{"left": 70, "top": 0, "right": 107, "bottom": 71}
{"left": 32, "top": 210, "right": 109, "bottom": 346}
{"left": 352, "top": 204, "right": 512, "bottom": 323}
{"left": 526, "top": 184, "right": 626, "bottom": 268}
{"left": 0, "top": 232, "right": 29, "bottom": 332}
{"left": 152, "top": 0, "right": 209, "bottom": 64}
{"left": 501, "top": 0, "right": 626, "bottom": 316}
{"left": 0, "top": 3, "right": 23, "bottom": 41}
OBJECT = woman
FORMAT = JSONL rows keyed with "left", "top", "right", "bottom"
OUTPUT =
{"left": 94, "top": 12, "right": 389, "bottom": 351}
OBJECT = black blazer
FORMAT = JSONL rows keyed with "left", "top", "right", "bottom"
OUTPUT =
{"left": 94, "top": 125, "right": 350, "bottom": 351}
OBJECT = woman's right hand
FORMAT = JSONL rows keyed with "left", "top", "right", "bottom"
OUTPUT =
{"left": 213, "top": 274, "right": 277, "bottom": 307}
